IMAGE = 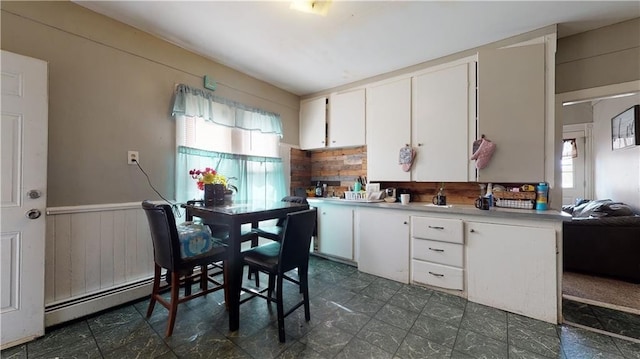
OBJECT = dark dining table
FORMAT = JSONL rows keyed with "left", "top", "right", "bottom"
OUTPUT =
{"left": 183, "top": 200, "right": 310, "bottom": 332}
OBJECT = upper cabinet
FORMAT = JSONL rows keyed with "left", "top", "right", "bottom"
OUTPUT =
{"left": 299, "top": 96, "right": 327, "bottom": 150}
{"left": 366, "top": 78, "right": 412, "bottom": 181}
{"left": 477, "top": 43, "right": 546, "bottom": 182}
{"left": 328, "top": 89, "right": 366, "bottom": 148}
{"left": 412, "top": 63, "right": 476, "bottom": 182}
{"left": 299, "top": 90, "right": 365, "bottom": 150}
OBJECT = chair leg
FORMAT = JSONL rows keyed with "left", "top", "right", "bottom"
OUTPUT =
{"left": 147, "top": 264, "right": 162, "bottom": 318}
{"left": 166, "top": 271, "right": 180, "bottom": 337}
{"left": 267, "top": 274, "right": 276, "bottom": 304}
{"left": 276, "top": 275, "right": 286, "bottom": 343}
{"left": 200, "top": 265, "right": 208, "bottom": 292}
{"left": 224, "top": 262, "right": 229, "bottom": 311}
{"left": 301, "top": 266, "right": 311, "bottom": 321}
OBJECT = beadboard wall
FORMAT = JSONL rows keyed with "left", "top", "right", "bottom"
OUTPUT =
{"left": 44, "top": 203, "right": 155, "bottom": 326}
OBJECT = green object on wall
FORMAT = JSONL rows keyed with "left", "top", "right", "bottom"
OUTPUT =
{"left": 204, "top": 75, "right": 216, "bottom": 91}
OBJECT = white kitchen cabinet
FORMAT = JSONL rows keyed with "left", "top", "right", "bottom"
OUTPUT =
{"left": 315, "top": 203, "right": 353, "bottom": 260}
{"left": 411, "top": 217, "right": 464, "bottom": 290}
{"left": 328, "top": 89, "right": 365, "bottom": 148}
{"left": 357, "top": 207, "right": 410, "bottom": 283}
{"left": 366, "top": 78, "right": 412, "bottom": 181}
{"left": 477, "top": 43, "right": 545, "bottom": 182}
{"left": 299, "top": 96, "right": 327, "bottom": 150}
{"left": 412, "top": 63, "right": 475, "bottom": 182}
{"left": 466, "top": 221, "right": 557, "bottom": 323}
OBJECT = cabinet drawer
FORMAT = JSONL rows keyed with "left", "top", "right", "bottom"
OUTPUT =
{"left": 412, "top": 260, "right": 464, "bottom": 291}
{"left": 411, "top": 217, "right": 463, "bottom": 243}
{"left": 412, "top": 238, "right": 463, "bottom": 267}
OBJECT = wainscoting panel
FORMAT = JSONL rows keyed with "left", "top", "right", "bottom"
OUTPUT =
{"left": 44, "top": 202, "right": 155, "bottom": 326}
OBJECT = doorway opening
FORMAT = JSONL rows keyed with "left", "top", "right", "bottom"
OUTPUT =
{"left": 557, "top": 81, "right": 640, "bottom": 342}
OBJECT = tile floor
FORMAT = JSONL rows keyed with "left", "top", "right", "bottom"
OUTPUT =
{"left": 2, "top": 256, "right": 639, "bottom": 359}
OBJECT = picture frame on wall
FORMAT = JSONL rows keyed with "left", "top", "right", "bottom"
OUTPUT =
{"left": 611, "top": 104, "right": 640, "bottom": 150}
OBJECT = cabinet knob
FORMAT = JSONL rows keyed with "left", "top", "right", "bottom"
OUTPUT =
{"left": 470, "top": 229, "right": 476, "bottom": 233}
{"left": 428, "top": 271, "right": 444, "bottom": 277}
{"left": 321, "top": 141, "right": 325, "bottom": 144}
{"left": 418, "top": 143, "right": 423, "bottom": 146}
{"left": 332, "top": 140, "right": 336, "bottom": 143}
{"left": 403, "top": 221, "right": 408, "bottom": 225}
{"left": 428, "top": 225, "right": 444, "bottom": 230}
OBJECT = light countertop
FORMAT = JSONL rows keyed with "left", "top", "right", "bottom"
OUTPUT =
{"left": 307, "top": 197, "right": 571, "bottom": 221}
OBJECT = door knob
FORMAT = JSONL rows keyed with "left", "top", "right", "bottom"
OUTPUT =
{"left": 27, "top": 190, "right": 42, "bottom": 199}
{"left": 26, "top": 209, "right": 42, "bottom": 219}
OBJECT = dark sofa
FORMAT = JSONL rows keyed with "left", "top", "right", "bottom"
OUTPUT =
{"left": 562, "top": 199, "right": 640, "bottom": 283}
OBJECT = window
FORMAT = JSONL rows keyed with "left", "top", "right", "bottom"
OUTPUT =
{"left": 561, "top": 139, "right": 577, "bottom": 189}
{"left": 172, "top": 84, "right": 285, "bottom": 204}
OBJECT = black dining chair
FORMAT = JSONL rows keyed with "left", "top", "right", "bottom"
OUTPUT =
{"left": 252, "top": 196, "right": 309, "bottom": 242}
{"left": 142, "top": 200, "right": 228, "bottom": 337}
{"left": 241, "top": 208, "right": 317, "bottom": 343}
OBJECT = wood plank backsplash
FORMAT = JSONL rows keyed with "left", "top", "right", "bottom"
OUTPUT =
{"left": 289, "top": 146, "right": 501, "bottom": 204}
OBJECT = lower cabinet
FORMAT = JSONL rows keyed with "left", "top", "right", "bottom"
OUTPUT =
{"left": 315, "top": 203, "right": 354, "bottom": 260}
{"left": 357, "top": 208, "right": 410, "bottom": 283}
{"left": 411, "top": 216, "right": 464, "bottom": 290}
{"left": 466, "top": 221, "right": 557, "bottom": 323}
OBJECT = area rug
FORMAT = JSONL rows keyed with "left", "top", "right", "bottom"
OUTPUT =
{"left": 563, "top": 271, "right": 640, "bottom": 314}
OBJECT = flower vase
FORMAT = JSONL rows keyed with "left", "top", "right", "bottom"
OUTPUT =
{"left": 224, "top": 190, "right": 233, "bottom": 204}
{"left": 212, "top": 183, "right": 225, "bottom": 206}
{"left": 203, "top": 184, "right": 216, "bottom": 206}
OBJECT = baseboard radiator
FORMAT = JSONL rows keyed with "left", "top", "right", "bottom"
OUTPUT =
{"left": 45, "top": 202, "right": 157, "bottom": 327}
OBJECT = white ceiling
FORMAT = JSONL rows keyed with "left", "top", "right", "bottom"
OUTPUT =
{"left": 75, "top": 1, "right": 639, "bottom": 96}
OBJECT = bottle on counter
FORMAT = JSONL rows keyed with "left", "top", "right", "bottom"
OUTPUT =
{"left": 485, "top": 183, "right": 493, "bottom": 207}
{"left": 322, "top": 183, "right": 327, "bottom": 197}
{"left": 315, "top": 181, "right": 322, "bottom": 197}
{"left": 536, "top": 182, "right": 549, "bottom": 210}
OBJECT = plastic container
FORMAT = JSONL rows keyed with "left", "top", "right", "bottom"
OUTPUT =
{"left": 536, "top": 182, "right": 549, "bottom": 210}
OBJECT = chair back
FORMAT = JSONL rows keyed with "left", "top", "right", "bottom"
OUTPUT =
{"left": 275, "top": 196, "right": 308, "bottom": 227}
{"left": 142, "top": 200, "right": 181, "bottom": 271}
{"left": 278, "top": 208, "right": 317, "bottom": 273}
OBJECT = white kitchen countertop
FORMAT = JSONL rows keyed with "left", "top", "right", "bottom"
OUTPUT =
{"left": 307, "top": 197, "right": 571, "bottom": 221}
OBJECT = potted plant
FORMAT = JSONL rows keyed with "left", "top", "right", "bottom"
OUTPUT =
{"left": 189, "top": 168, "right": 236, "bottom": 206}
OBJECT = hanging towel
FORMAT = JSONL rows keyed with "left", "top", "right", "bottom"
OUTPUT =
{"left": 399, "top": 146, "right": 416, "bottom": 172}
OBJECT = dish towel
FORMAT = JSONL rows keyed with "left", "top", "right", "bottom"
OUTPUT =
{"left": 399, "top": 146, "right": 416, "bottom": 172}
{"left": 470, "top": 136, "right": 496, "bottom": 169}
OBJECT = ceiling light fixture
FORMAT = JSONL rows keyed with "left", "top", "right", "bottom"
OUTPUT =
{"left": 290, "top": 0, "right": 332, "bottom": 16}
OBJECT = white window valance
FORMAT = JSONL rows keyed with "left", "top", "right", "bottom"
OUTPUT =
{"left": 171, "top": 84, "right": 283, "bottom": 137}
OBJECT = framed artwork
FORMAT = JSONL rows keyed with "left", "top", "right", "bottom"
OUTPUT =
{"left": 611, "top": 104, "right": 639, "bottom": 150}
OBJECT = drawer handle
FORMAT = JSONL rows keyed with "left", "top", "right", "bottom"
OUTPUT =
{"left": 428, "top": 247, "right": 444, "bottom": 252}
{"left": 428, "top": 271, "right": 444, "bottom": 277}
{"left": 428, "top": 226, "right": 445, "bottom": 230}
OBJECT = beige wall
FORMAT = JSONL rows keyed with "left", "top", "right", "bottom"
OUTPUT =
{"left": 562, "top": 102, "right": 593, "bottom": 125}
{"left": 1, "top": 1, "right": 300, "bottom": 207}
{"left": 592, "top": 95, "right": 640, "bottom": 211}
{"left": 556, "top": 18, "right": 640, "bottom": 94}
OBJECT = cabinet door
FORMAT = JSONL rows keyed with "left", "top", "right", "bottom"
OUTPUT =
{"left": 366, "top": 78, "right": 411, "bottom": 181}
{"left": 477, "top": 44, "right": 545, "bottom": 182}
{"left": 412, "top": 63, "right": 471, "bottom": 182}
{"left": 299, "top": 97, "right": 327, "bottom": 150}
{"left": 466, "top": 221, "right": 557, "bottom": 323}
{"left": 357, "top": 208, "right": 410, "bottom": 283}
{"left": 316, "top": 204, "right": 353, "bottom": 260}
{"left": 328, "top": 89, "right": 365, "bottom": 148}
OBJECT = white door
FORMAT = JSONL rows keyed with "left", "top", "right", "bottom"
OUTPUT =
{"left": 562, "top": 130, "right": 587, "bottom": 205}
{"left": 1, "top": 50, "right": 48, "bottom": 348}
